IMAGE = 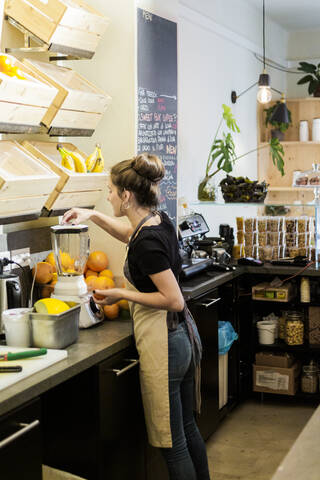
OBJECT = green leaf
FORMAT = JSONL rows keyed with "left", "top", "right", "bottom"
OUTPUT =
{"left": 308, "top": 79, "right": 319, "bottom": 94}
{"left": 222, "top": 104, "right": 240, "bottom": 133}
{"left": 298, "top": 62, "right": 317, "bottom": 73}
{"left": 297, "top": 75, "right": 314, "bottom": 85}
{"left": 269, "top": 138, "right": 285, "bottom": 176}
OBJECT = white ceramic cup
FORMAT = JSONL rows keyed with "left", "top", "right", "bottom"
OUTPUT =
{"left": 312, "top": 118, "right": 320, "bottom": 142}
{"left": 299, "top": 120, "right": 309, "bottom": 142}
{"left": 2, "top": 308, "right": 33, "bottom": 347}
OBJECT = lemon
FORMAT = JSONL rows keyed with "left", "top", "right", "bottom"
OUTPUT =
{"left": 34, "top": 298, "right": 70, "bottom": 315}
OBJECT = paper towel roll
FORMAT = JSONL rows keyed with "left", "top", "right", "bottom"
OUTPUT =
{"left": 2, "top": 308, "right": 33, "bottom": 347}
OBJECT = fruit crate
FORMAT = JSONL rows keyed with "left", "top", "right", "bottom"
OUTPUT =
{"left": 21, "top": 141, "right": 108, "bottom": 212}
{"left": 5, "top": 0, "right": 110, "bottom": 59}
{"left": 0, "top": 53, "right": 58, "bottom": 133}
{"left": 22, "top": 59, "right": 112, "bottom": 136}
{"left": 0, "top": 141, "right": 59, "bottom": 216}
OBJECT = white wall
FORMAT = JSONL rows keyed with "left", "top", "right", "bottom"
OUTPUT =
{"left": 286, "top": 31, "right": 320, "bottom": 99}
{"left": 178, "top": 0, "right": 288, "bottom": 235}
{"left": 64, "top": 0, "right": 136, "bottom": 276}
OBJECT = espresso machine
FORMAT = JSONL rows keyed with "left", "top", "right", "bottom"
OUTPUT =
{"left": 178, "top": 213, "right": 236, "bottom": 279}
{"left": 50, "top": 224, "right": 104, "bottom": 328}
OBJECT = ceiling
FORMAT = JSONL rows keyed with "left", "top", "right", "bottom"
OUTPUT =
{"left": 244, "top": 0, "right": 320, "bottom": 31}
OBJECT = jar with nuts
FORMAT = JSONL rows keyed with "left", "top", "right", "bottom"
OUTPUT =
{"left": 285, "top": 311, "right": 304, "bottom": 345}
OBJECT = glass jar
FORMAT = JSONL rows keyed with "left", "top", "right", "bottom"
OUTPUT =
{"left": 301, "top": 365, "right": 318, "bottom": 394}
{"left": 285, "top": 311, "right": 304, "bottom": 345}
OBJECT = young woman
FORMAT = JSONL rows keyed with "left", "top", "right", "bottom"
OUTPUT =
{"left": 62, "top": 153, "right": 211, "bottom": 480}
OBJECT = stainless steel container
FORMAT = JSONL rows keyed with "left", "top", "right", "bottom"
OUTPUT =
{"left": 30, "top": 304, "right": 80, "bottom": 349}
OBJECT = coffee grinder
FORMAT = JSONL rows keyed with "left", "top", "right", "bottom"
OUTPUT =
{"left": 50, "top": 225, "right": 104, "bottom": 328}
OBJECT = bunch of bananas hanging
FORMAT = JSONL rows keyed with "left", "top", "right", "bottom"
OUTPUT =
{"left": 57, "top": 143, "right": 105, "bottom": 174}
{"left": 57, "top": 144, "right": 86, "bottom": 173}
{"left": 85, "top": 144, "right": 104, "bottom": 173}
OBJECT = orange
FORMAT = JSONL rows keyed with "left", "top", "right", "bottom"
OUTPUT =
{"left": 45, "top": 252, "right": 57, "bottom": 272}
{"left": 87, "top": 251, "right": 109, "bottom": 272}
{"left": 40, "top": 279, "right": 57, "bottom": 299}
{"left": 85, "top": 275, "right": 98, "bottom": 292}
{"left": 85, "top": 269, "right": 98, "bottom": 278}
{"left": 99, "top": 269, "right": 114, "bottom": 279}
{"left": 93, "top": 276, "right": 115, "bottom": 299}
{"left": 103, "top": 304, "right": 119, "bottom": 320}
{"left": 118, "top": 299, "right": 129, "bottom": 311}
{"left": 32, "top": 262, "right": 53, "bottom": 284}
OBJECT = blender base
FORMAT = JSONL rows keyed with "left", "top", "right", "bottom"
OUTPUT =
{"left": 52, "top": 293, "right": 104, "bottom": 329}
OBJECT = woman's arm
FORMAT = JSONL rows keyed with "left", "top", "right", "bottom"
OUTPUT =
{"left": 62, "top": 208, "right": 133, "bottom": 243}
{"left": 93, "top": 269, "right": 184, "bottom": 312}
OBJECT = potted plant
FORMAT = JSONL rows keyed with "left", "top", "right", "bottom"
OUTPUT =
{"left": 297, "top": 61, "right": 320, "bottom": 97}
{"left": 198, "top": 104, "right": 285, "bottom": 202}
{"left": 264, "top": 101, "right": 292, "bottom": 141}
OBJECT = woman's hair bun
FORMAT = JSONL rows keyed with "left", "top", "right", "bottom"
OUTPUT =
{"left": 131, "top": 153, "right": 165, "bottom": 183}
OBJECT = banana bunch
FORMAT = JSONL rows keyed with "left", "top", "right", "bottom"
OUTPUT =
{"left": 86, "top": 143, "right": 104, "bottom": 173}
{"left": 57, "top": 144, "right": 86, "bottom": 173}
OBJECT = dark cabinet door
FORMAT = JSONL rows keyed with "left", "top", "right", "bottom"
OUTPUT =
{"left": 188, "top": 291, "right": 220, "bottom": 440}
{"left": 0, "top": 398, "right": 42, "bottom": 480}
{"left": 42, "top": 347, "right": 145, "bottom": 480}
{"left": 98, "top": 350, "right": 145, "bottom": 480}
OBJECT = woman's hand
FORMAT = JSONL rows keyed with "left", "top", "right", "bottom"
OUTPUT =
{"left": 62, "top": 207, "right": 94, "bottom": 225}
{"left": 92, "top": 288, "right": 124, "bottom": 305}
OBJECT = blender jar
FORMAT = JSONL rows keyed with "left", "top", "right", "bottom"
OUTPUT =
{"left": 51, "top": 225, "right": 90, "bottom": 276}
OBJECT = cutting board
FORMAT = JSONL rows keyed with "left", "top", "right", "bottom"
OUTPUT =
{"left": 0, "top": 346, "right": 68, "bottom": 391}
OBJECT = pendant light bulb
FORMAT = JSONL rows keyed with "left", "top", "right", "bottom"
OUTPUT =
{"left": 257, "top": 86, "right": 272, "bottom": 104}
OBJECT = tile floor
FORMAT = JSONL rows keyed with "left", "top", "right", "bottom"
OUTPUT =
{"left": 206, "top": 397, "right": 316, "bottom": 480}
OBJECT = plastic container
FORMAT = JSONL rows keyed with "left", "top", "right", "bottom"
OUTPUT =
{"left": 257, "top": 320, "right": 277, "bottom": 345}
{"left": 2, "top": 308, "right": 33, "bottom": 347}
{"left": 236, "top": 217, "right": 244, "bottom": 230}
{"left": 285, "top": 311, "right": 304, "bottom": 345}
{"left": 258, "top": 232, "right": 267, "bottom": 246}
{"left": 285, "top": 233, "right": 297, "bottom": 247}
{"left": 30, "top": 304, "right": 80, "bottom": 349}
{"left": 269, "top": 232, "right": 281, "bottom": 246}
{"left": 257, "top": 218, "right": 267, "bottom": 233}
{"left": 285, "top": 218, "right": 297, "bottom": 233}
{"left": 300, "top": 277, "right": 310, "bottom": 303}
{"left": 244, "top": 218, "right": 255, "bottom": 232}
{"left": 237, "top": 230, "right": 244, "bottom": 244}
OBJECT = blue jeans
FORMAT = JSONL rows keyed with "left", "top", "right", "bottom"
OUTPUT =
{"left": 160, "top": 323, "right": 211, "bottom": 480}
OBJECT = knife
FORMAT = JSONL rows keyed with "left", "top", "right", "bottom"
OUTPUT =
{"left": 0, "top": 348, "right": 47, "bottom": 361}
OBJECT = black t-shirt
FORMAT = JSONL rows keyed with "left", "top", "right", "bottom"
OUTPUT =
{"left": 127, "top": 211, "right": 181, "bottom": 292}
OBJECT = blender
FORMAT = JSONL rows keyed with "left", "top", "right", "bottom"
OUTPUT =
{"left": 50, "top": 224, "right": 104, "bottom": 328}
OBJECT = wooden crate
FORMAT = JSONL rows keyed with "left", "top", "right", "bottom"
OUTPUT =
{"left": 0, "top": 53, "right": 58, "bottom": 133}
{"left": 5, "top": 0, "right": 109, "bottom": 58}
{"left": 22, "top": 59, "right": 112, "bottom": 136}
{"left": 21, "top": 141, "right": 108, "bottom": 211}
{"left": 0, "top": 141, "right": 59, "bottom": 215}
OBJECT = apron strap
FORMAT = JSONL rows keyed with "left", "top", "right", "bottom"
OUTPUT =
{"left": 128, "top": 211, "right": 157, "bottom": 246}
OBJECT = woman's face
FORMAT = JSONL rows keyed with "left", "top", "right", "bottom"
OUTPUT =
{"left": 107, "top": 179, "right": 124, "bottom": 217}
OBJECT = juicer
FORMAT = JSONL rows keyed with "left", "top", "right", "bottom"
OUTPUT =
{"left": 50, "top": 224, "right": 104, "bottom": 328}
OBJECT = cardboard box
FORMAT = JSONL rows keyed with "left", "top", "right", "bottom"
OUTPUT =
{"left": 253, "top": 363, "right": 300, "bottom": 396}
{"left": 308, "top": 306, "right": 320, "bottom": 345}
{"left": 252, "top": 282, "right": 294, "bottom": 302}
{"left": 255, "top": 351, "right": 294, "bottom": 368}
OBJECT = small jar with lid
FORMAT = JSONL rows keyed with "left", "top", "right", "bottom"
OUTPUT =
{"left": 301, "top": 365, "right": 318, "bottom": 394}
{"left": 285, "top": 311, "right": 304, "bottom": 345}
{"left": 300, "top": 277, "right": 310, "bottom": 303}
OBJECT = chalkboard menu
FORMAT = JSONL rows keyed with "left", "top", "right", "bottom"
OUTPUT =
{"left": 137, "top": 8, "right": 177, "bottom": 224}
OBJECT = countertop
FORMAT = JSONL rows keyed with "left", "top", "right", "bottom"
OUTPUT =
{"left": 0, "top": 318, "right": 133, "bottom": 417}
{"left": 271, "top": 404, "right": 320, "bottom": 480}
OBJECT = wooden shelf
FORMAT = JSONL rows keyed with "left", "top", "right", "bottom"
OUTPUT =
{"left": 260, "top": 141, "right": 320, "bottom": 146}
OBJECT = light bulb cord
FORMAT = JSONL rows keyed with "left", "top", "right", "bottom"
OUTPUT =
{"left": 263, "top": 0, "right": 265, "bottom": 70}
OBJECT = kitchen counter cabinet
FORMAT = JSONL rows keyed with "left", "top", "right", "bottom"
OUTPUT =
{"left": 0, "top": 398, "right": 42, "bottom": 480}
{"left": 42, "top": 346, "right": 145, "bottom": 480}
{"left": 0, "top": 318, "right": 133, "bottom": 418}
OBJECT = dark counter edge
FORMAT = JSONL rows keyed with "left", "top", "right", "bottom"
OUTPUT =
{"left": 1, "top": 263, "right": 320, "bottom": 417}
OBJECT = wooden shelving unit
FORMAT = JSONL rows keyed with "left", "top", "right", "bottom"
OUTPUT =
{"left": 257, "top": 98, "right": 320, "bottom": 211}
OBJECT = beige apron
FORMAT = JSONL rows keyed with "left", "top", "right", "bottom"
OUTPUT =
{"left": 124, "top": 255, "right": 172, "bottom": 448}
